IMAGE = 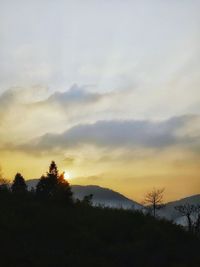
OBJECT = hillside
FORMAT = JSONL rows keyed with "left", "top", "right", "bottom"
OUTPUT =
{"left": 72, "top": 185, "right": 142, "bottom": 209}
{"left": 26, "top": 179, "right": 200, "bottom": 224}
{"left": 159, "top": 194, "right": 200, "bottom": 224}
{"left": 0, "top": 195, "right": 200, "bottom": 267}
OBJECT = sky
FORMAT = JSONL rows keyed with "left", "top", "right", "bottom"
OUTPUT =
{"left": 0, "top": 0, "right": 200, "bottom": 202}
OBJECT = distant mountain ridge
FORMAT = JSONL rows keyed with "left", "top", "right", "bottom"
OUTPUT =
{"left": 72, "top": 185, "right": 142, "bottom": 210}
{"left": 25, "top": 179, "right": 200, "bottom": 221}
{"left": 26, "top": 179, "right": 143, "bottom": 210}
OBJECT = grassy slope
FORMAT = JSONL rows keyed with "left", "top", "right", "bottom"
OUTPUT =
{"left": 0, "top": 197, "right": 200, "bottom": 267}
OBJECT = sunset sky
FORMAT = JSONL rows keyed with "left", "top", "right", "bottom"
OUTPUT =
{"left": 0, "top": 0, "right": 200, "bottom": 202}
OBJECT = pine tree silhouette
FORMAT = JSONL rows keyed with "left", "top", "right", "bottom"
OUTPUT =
{"left": 11, "top": 173, "right": 27, "bottom": 194}
{"left": 36, "top": 161, "right": 73, "bottom": 203}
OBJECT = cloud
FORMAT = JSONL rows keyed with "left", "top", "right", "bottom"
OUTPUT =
{"left": 47, "top": 84, "right": 102, "bottom": 104}
{"left": 0, "top": 86, "right": 52, "bottom": 143}
{"left": 1, "top": 86, "right": 200, "bottom": 159}
{"left": 0, "top": 85, "right": 116, "bottom": 145}
{"left": 62, "top": 157, "right": 75, "bottom": 166}
{"left": 18, "top": 115, "right": 200, "bottom": 154}
{"left": 33, "top": 84, "right": 104, "bottom": 107}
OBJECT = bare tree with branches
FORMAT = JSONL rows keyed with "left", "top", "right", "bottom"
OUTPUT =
{"left": 143, "top": 188, "right": 165, "bottom": 217}
{"left": 175, "top": 204, "right": 197, "bottom": 232}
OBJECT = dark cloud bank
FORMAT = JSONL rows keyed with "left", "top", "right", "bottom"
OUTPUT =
{"left": 20, "top": 115, "right": 200, "bottom": 153}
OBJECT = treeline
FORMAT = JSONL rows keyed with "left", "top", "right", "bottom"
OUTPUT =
{"left": 0, "top": 161, "right": 91, "bottom": 206}
{"left": 1, "top": 161, "right": 200, "bottom": 237}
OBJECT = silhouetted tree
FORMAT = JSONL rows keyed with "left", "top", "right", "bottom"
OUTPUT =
{"left": 36, "top": 161, "right": 59, "bottom": 198}
{"left": 11, "top": 173, "right": 27, "bottom": 194}
{"left": 0, "top": 178, "right": 10, "bottom": 196}
{"left": 56, "top": 172, "right": 73, "bottom": 203}
{"left": 194, "top": 205, "right": 200, "bottom": 236}
{"left": 143, "top": 188, "right": 165, "bottom": 217}
{"left": 36, "top": 162, "right": 73, "bottom": 203}
{"left": 0, "top": 178, "right": 9, "bottom": 190}
{"left": 0, "top": 167, "right": 10, "bottom": 194}
{"left": 36, "top": 175, "right": 49, "bottom": 197}
{"left": 175, "top": 204, "right": 200, "bottom": 234}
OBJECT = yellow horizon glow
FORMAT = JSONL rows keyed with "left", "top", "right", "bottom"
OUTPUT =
{"left": 1, "top": 149, "right": 200, "bottom": 203}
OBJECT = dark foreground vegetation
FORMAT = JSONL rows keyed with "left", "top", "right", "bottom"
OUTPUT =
{"left": 0, "top": 198, "right": 200, "bottom": 267}
{"left": 0, "top": 162, "right": 200, "bottom": 267}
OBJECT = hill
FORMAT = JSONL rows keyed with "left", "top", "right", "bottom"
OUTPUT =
{"left": 26, "top": 179, "right": 200, "bottom": 225}
{"left": 0, "top": 195, "right": 200, "bottom": 267}
{"left": 159, "top": 194, "right": 200, "bottom": 225}
{"left": 72, "top": 185, "right": 142, "bottom": 210}
{"left": 26, "top": 179, "right": 143, "bottom": 210}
